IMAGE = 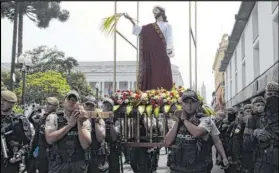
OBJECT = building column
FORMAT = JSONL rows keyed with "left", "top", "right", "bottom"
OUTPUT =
{"left": 117, "top": 81, "right": 119, "bottom": 90}
{"left": 101, "top": 81, "right": 105, "bottom": 97}
{"left": 127, "top": 81, "right": 130, "bottom": 90}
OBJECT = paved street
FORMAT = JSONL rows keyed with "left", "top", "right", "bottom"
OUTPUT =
{"left": 122, "top": 147, "right": 224, "bottom": 173}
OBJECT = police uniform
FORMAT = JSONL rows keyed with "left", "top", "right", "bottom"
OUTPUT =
{"left": 168, "top": 90, "right": 219, "bottom": 173}
{"left": 254, "top": 82, "right": 279, "bottom": 173}
{"left": 242, "top": 97, "right": 266, "bottom": 173}
{"left": 87, "top": 96, "right": 109, "bottom": 173}
{"left": 29, "top": 97, "right": 59, "bottom": 173}
{"left": 103, "top": 98, "right": 121, "bottom": 173}
{"left": 237, "top": 104, "right": 254, "bottom": 173}
{"left": 47, "top": 91, "right": 89, "bottom": 173}
{"left": 1, "top": 90, "right": 32, "bottom": 173}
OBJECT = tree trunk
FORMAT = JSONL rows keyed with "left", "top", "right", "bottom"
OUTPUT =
{"left": 17, "top": 2, "right": 24, "bottom": 56}
{"left": 10, "top": 2, "right": 19, "bottom": 91}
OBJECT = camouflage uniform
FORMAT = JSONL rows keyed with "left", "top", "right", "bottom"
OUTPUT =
{"left": 86, "top": 96, "right": 109, "bottom": 173}
{"left": 1, "top": 90, "right": 32, "bottom": 173}
{"left": 253, "top": 82, "right": 279, "bottom": 173}
{"left": 46, "top": 91, "right": 89, "bottom": 173}
{"left": 29, "top": 97, "right": 59, "bottom": 173}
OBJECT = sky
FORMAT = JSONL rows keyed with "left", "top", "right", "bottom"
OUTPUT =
{"left": 1, "top": 1, "right": 241, "bottom": 103}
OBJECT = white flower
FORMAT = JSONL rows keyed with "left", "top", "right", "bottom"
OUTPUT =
{"left": 163, "top": 99, "right": 167, "bottom": 103}
{"left": 141, "top": 93, "right": 148, "bottom": 98}
{"left": 124, "top": 99, "right": 129, "bottom": 104}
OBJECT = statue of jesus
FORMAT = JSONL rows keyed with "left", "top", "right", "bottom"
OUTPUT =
{"left": 124, "top": 5, "right": 174, "bottom": 91}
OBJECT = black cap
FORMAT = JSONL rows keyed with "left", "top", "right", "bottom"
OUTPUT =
{"left": 181, "top": 89, "right": 198, "bottom": 102}
{"left": 84, "top": 95, "right": 97, "bottom": 106}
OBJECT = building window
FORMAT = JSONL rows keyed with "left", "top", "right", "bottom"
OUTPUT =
{"left": 273, "top": 14, "right": 278, "bottom": 62}
{"left": 241, "top": 33, "right": 245, "bottom": 59}
{"left": 272, "top": 1, "right": 278, "bottom": 13}
{"left": 253, "top": 42, "right": 260, "bottom": 78}
{"left": 234, "top": 50, "right": 237, "bottom": 70}
{"left": 252, "top": 3, "right": 259, "bottom": 42}
{"left": 242, "top": 62, "right": 246, "bottom": 88}
{"left": 235, "top": 72, "right": 238, "bottom": 94}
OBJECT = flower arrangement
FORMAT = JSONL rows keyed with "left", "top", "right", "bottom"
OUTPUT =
{"left": 109, "top": 84, "right": 215, "bottom": 116}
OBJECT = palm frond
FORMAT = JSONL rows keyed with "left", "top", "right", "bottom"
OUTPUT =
{"left": 100, "top": 13, "right": 138, "bottom": 37}
{"left": 100, "top": 13, "right": 123, "bottom": 36}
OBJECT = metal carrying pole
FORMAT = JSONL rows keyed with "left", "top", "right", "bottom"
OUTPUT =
{"left": 113, "top": 1, "right": 117, "bottom": 93}
{"left": 136, "top": 1, "right": 140, "bottom": 90}
{"left": 189, "top": 1, "right": 192, "bottom": 89}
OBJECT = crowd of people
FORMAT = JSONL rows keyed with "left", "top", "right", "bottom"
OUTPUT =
{"left": 1, "top": 81, "right": 278, "bottom": 173}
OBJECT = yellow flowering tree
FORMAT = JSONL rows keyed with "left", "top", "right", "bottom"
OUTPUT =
{"left": 15, "top": 70, "right": 71, "bottom": 104}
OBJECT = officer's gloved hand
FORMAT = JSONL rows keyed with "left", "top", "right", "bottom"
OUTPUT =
{"left": 253, "top": 129, "right": 272, "bottom": 141}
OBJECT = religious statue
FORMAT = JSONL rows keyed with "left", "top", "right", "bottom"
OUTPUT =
{"left": 123, "top": 5, "right": 174, "bottom": 91}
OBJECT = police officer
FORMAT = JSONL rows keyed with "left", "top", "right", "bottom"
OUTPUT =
{"left": 85, "top": 96, "right": 109, "bottom": 173}
{"left": 103, "top": 98, "right": 122, "bottom": 173}
{"left": 1, "top": 90, "right": 32, "bottom": 173}
{"left": 242, "top": 96, "right": 266, "bottom": 173}
{"left": 224, "top": 108, "right": 245, "bottom": 173}
{"left": 165, "top": 89, "right": 228, "bottom": 173}
{"left": 45, "top": 91, "right": 92, "bottom": 173}
{"left": 253, "top": 81, "right": 279, "bottom": 173}
{"left": 29, "top": 97, "right": 59, "bottom": 173}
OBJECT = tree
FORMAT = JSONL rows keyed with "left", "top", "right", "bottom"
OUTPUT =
{"left": 1, "top": 70, "right": 22, "bottom": 90}
{"left": 67, "top": 72, "right": 94, "bottom": 101}
{"left": 25, "top": 45, "right": 79, "bottom": 74}
{"left": 1, "top": 1, "right": 70, "bottom": 55}
{"left": 15, "top": 70, "right": 71, "bottom": 104}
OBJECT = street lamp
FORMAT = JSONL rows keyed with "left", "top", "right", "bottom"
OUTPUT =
{"left": 95, "top": 82, "right": 100, "bottom": 100}
{"left": 18, "top": 54, "right": 32, "bottom": 110}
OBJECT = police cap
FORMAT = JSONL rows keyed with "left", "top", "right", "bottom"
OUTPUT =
{"left": 181, "top": 89, "right": 198, "bottom": 102}
{"left": 1, "top": 90, "right": 17, "bottom": 103}
{"left": 84, "top": 95, "right": 97, "bottom": 106}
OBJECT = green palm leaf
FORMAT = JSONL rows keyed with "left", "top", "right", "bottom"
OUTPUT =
{"left": 100, "top": 13, "right": 138, "bottom": 37}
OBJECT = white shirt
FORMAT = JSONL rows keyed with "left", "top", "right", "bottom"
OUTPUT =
{"left": 132, "top": 21, "right": 174, "bottom": 58}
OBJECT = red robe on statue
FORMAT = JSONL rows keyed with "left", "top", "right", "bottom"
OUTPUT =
{"left": 137, "top": 23, "right": 173, "bottom": 91}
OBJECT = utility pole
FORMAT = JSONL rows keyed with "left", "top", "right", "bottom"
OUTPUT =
{"left": 113, "top": 1, "right": 117, "bottom": 93}
{"left": 10, "top": 2, "right": 19, "bottom": 91}
{"left": 195, "top": 1, "right": 198, "bottom": 92}
{"left": 189, "top": 1, "right": 192, "bottom": 89}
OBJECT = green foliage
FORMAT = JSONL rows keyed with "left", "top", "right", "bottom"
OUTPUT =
{"left": 25, "top": 45, "right": 79, "bottom": 74}
{"left": 13, "top": 104, "right": 24, "bottom": 114}
{"left": 1, "top": 1, "right": 69, "bottom": 28}
{"left": 15, "top": 70, "right": 71, "bottom": 104}
{"left": 67, "top": 72, "right": 93, "bottom": 100}
{"left": 1, "top": 70, "right": 22, "bottom": 90}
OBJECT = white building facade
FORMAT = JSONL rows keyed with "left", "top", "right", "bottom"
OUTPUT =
{"left": 219, "top": 1, "right": 278, "bottom": 108}
{"left": 74, "top": 61, "right": 184, "bottom": 97}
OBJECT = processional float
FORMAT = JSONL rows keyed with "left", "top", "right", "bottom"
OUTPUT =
{"left": 90, "top": 2, "right": 213, "bottom": 148}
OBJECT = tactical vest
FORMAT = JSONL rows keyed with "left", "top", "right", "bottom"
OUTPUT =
{"left": 255, "top": 113, "right": 279, "bottom": 165}
{"left": 168, "top": 113, "right": 213, "bottom": 172}
{"left": 1, "top": 112, "right": 31, "bottom": 159}
{"left": 90, "top": 120, "right": 109, "bottom": 157}
{"left": 51, "top": 113, "right": 85, "bottom": 163}
{"left": 37, "top": 114, "right": 51, "bottom": 159}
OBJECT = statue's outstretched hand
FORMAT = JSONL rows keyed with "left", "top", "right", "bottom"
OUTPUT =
{"left": 123, "top": 13, "right": 130, "bottom": 19}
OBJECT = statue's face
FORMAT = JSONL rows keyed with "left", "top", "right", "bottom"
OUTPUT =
{"left": 153, "top": 7, "right": 161, "bottom": 18}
